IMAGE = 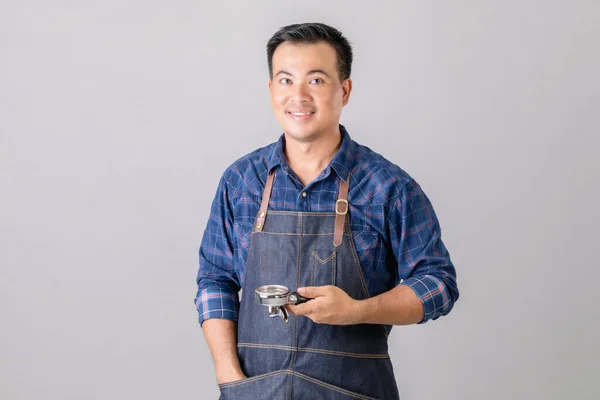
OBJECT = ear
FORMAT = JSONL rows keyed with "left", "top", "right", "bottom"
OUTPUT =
{"left": 268, "top": 79, "right": 273, "bottom": 92}
{"left": 342, "top": 79, "right": 353, "bottom": 106}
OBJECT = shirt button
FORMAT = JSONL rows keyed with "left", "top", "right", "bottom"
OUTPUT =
{"left": 301, "top": 192, "right": 307, "bottom": 198}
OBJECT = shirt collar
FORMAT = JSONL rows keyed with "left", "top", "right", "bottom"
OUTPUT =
{"left": 267, "top": 124, "right": 354, "bottom": 182}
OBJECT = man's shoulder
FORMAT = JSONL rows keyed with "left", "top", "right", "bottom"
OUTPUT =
{"left": 220, "top": 141, "right": 276, "bottom": 195}
{"left": 350, "top": 139, "right": 414, "bottom": 196}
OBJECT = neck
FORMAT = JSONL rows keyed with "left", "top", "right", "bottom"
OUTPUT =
{"left": 284, "top": 128, "right": 342, "bottom": 186}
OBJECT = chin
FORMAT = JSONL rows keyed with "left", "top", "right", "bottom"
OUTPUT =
{"left": 284, "top": 127, "right": 323, "bottom": 143}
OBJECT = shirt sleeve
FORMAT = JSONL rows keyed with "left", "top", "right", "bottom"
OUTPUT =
{"left": 387, "top": 178, "right": 459, "bottom": 323}
{"left": 194, "top": 174, "right": 241, "bottom": 326}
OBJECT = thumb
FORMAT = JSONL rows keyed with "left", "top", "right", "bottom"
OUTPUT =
{"left": 297, "top": 286, "right": 327, "bottom": 298}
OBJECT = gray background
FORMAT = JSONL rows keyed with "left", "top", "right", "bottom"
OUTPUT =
{"left": 1, "top": 1, "right": 599, "bottom": 399}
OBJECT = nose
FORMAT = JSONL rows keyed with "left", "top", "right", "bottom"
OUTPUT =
{"left": 290, "top": 82, "right": 311, "bottom": 103}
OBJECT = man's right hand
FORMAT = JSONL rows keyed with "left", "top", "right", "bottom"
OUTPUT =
{"left": 202, "top": 319, "right": 246, "bottom": 385}
{"left": 217, "top": 368, "right": 247, "bottom": 385}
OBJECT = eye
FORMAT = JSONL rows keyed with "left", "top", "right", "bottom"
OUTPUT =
{"left": 279, "top": 78, "right": 292, "bottom": 85}
{"left": 309, "top": 78, "right": 324, "bottom": 84}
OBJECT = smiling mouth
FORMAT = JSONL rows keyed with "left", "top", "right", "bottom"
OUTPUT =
{"left": 287, "top": 111, "right": 315, "bottom": 119}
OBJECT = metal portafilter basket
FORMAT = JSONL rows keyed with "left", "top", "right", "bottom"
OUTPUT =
{"left": 254, "top": 285, "right": 311, "bottom": 323}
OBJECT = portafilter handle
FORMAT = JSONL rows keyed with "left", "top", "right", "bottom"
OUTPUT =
{"left": 288, "top": 291, "right": 311, "bottom": 305}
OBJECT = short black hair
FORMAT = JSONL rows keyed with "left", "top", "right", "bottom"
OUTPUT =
{"left": 267, "top": 22, "right": 353, "bottom": 81}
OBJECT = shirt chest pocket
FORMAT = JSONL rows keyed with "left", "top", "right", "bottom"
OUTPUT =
{"left": 310, "top": 249, "right": 337, "bottom": 287}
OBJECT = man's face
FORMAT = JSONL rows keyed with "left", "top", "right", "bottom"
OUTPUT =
{"left": 269, "top": 41, "right": 352, "bottom": 143}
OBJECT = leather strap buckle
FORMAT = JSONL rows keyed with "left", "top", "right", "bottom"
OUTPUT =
{"left": 335, "top": 199, "right": 348, "bottom": 215}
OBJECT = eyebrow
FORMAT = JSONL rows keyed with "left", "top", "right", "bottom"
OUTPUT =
{"left": 275, "top": 70, "right": 293, "bottom": 77}
{"left": 307, "top": 69, "right": 330, "bottom": 77}
{"left": 274, "top": 69, "right": 330, "bottom": 78}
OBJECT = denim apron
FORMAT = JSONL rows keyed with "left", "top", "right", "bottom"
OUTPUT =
{"left": 218, "top": 171, "right": 400, "bottom": 400}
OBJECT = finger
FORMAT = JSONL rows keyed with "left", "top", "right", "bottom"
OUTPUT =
{"left": 285, "top": 304, "right": 298, "bottom": 315}
{"left": 297, "top": 286, "right": 329, "bottom": 298}
{"left": 286, "top": 302, "right": 313, "bottom": 316}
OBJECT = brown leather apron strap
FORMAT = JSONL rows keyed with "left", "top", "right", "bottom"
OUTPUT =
{"left": 254, "top": 171, "right": 275, "bottom": 232}
{"left": 333, "top": 176, "right": 349, "bottom": 247}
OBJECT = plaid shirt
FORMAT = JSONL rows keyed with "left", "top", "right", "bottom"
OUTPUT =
{"left": 195, "top": 125, "right": 459, "bottom": 327}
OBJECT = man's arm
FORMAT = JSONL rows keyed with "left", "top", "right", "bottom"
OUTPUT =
{"left": 195, "top": 174, "right": 245, "bottom": 383}
{"left": 356, "top": 284, "right": 424, "bottom": 325}
{"left": 288, "top": 284, "right": 424, "bottom": 325}
{"left": 386, "top": 178, "right": 459, "bottom": 323}
{"left": 202, "top": 319, "right": 246, "bottom": 384}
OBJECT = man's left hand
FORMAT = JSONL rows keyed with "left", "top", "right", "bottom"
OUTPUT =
{"left": 285, "top": 286, "right": 363, "bottom": 325}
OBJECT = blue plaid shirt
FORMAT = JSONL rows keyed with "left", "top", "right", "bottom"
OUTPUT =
{"left": 195, "top": 125, "right": 458, "bottom": 327}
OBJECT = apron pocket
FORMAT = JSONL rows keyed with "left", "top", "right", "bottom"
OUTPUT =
{"left": 218, "top": 370, "right": 288, "bottom": 400}
{"left": 291, "top": 371, "right": 379, "bottom": 400}
{"left": 310, "top": 249, "right": 337, "bottom": 287}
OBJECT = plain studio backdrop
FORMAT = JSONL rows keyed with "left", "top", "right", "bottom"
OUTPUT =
{"left": 1, "top": 1, "right": 598, "bottom": 399}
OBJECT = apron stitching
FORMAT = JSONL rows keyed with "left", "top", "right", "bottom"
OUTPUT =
{"left": 265, "top": 211, "right": 339, "bottom": 216}
{"left": 312, "top": 251, "right": 336, "bottom": 264}
{"left": 286, "top": 373, "right": 292, "bottom": 400}
{"left": 332, "top": 252, "right": 337, "bottom": 286}
{"left": 220, "top": 369, "right": 379, "bottom": 400}
{"left": 237, "top": 343, "right": 390, "bottom": 359}
{"left": 293, "top": 212, "right": 302, "bottom": 363}
{"left": 310, "top": 256, "right": 316, "bottom": 287}
{"left": 252, "top": 231, "right": 352, "bottom": 236}
{"left": 218, "top": 369, "right": 288, "bottom": 388}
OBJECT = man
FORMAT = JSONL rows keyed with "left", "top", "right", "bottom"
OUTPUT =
{"left": 195, "top": 22, "right": 459, "bottom": 399}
